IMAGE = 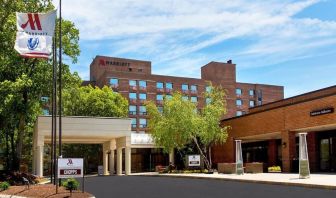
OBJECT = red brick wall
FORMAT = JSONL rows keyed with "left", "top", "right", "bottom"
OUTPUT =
{"left": 215, "top": 90, "right": 336, "bottom": 172}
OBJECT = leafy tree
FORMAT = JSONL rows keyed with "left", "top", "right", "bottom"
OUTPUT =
{"left": 62, "top": 85, "right": 128, "bottom": 117}
{"left": 146, "top": 86, "right": 229, "bottom": 170}
{"left": 0, "top": 0, "right": 81, "bottom": 171}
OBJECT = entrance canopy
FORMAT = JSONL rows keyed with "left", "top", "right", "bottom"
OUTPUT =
{"left": 33, "top": 116, "right": 133, "bottom": 177}
{"left": 34, "top": 116, "right": 132, "bottom": 145}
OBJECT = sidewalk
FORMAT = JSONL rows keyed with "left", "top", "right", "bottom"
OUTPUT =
{"left": 132, "top": 172, "right": 336, "bottom": 190}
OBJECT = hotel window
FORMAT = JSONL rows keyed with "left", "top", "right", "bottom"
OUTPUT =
{"left": 236, "top": 99, "right": 242, "bottom": 106}
{"left": 182, "top": 96, "right": 189, "bottom": 101}
{"left": 206, "top": 98, "right": 211, "bottom": 104}
{"left": 166, "top": 82, "right": 173, "bottom": 89}
{"left": 41, "top": 96, "right": 49, "bottom": 103}
{"left": 249, "top": 89, "right": 255, "bottom": 96}
{"left": 165, "top": 94, "right": 173, "bottom": 100}
{"left": 236, "top": 111, "right": 243, "bottom": 116}
{"left": 249, "top": 100, "right": 255, "bottom": 107}
{"left": 131, "top": 118, "right": 137, "bottom": 128}
{"left": 109, "top": 78, "right": 118, "bottom": 86}
{"left": 129, "top": 105, "right": 137, "bottom": 115}
{"left": 236, "top": 88, "right": 242, "bottom": 95}
{"left": 191, "top": 96, "right": 198, "bottom": 103}
{"left": 156, "top": 94, "right": 163, "bottom": 101}
{"left": 206, "top": 86, "right": 211, "bottom": 93}
{"left": 42, "top": 109, "right": 50, "bottom": 115}
{"left": 257, "top": 90, "right": 263, "bottom": 105}
{"left": 158, "top": 106, "right": 163, "bottom": 113}
{"left": 139, "top": 93, "right": 147, "bottom": 100}
{"left": 129, "top": 93, "right": 137, "bottom": 99}
{"left": 182, "top": 84, "right": 189, "bottom": 91}
{"left": 190, "top": 85, "right": 197, "bottom": 91}
{"left": 139, "top": 106, "right": 147, "bottom": 115}
{"left": 129, "top": 80, "right": 137, "bottom": 87}
{"left": 156, "top": 82, "right": 164, "bottom": 89}
{"left": 139, "top": 118, "right": 147, "bottom": 128}
{"left": 139, "top": 80, "right": 146, "bottom": 88}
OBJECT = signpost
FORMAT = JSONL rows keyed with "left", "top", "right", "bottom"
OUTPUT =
{"left": 58, "top": 158, "right": 83, "bottom": 178}
{"left": 188, "top": 155, "right": 201, "bottom": 167}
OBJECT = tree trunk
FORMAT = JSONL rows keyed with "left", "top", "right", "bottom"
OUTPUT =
{"left": 192, "top": 137, "right": 211, "bottom": 170}
{"left": 16, "top": 90, "right": 28, "bottom": 171}
{"left": 208, "top": 146, "right": 212, "bottom": 169}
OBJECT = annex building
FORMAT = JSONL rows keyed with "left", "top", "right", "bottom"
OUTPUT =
{"left": 213, "top": 85, "right": 336, "bottom": 173}
{"left": 85, "top": 56, "right": 284, "bottom": 172}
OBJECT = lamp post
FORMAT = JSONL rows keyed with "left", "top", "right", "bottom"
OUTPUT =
{"left": 299, "top": 133, "right": 310, "bottom": 179}
{"left": 235, "top": 140, "right": 243, "bottom": 175}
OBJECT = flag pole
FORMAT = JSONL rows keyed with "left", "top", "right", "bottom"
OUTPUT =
{"left": 58, "top": 0, "right": 62, "bottom": 160}
{"left": 53, "top": 34, "right": 57, "bottom": 185}
{"left": 50, "top": 34, "right": 54, "bottom": 184}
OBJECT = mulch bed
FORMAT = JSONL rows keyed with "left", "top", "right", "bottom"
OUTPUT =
{"left": 0, "top": 184, "right": 94, "bottom": 198}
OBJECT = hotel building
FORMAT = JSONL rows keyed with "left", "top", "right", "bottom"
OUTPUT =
{"left": 87, "top": 55, "right": 284, "bottom": 172}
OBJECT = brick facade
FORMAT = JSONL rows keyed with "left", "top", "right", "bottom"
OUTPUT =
{"left": 215, "top": 85, "right": 336, "bottom": 172}
{"left": 89, "top": 56, "right": 283, "bottom": 132}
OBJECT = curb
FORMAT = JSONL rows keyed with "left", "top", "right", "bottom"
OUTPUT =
{"left": 135, "top": 174, "right": 336, "bottom": 190}
{"left": 0, "top": 195, "right": 95, "bottom": 198}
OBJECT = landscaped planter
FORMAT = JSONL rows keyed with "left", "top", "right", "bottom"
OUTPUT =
{"left": 268, "top": 170, "right": 281, "bottom": 173}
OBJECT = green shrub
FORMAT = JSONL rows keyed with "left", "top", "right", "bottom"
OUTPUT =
{"left": 62, "top": 178, "right": 79, "bottom": 196}
{"left": 0, "top": 181, "right": 10, "bottom": 191}
{"left": 268, "top": 166, "right": 281, "bottom": 172}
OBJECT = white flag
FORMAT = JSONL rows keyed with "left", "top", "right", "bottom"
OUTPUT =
{"left": 14, "top": 32, "right": 52, "bottom": 59}
{"left": 16, "top": 10, "right": 56, "bottom": 36}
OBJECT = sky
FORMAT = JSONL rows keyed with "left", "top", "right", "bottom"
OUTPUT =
{"left": 53, "top": 0, "right": 336, "bottom": 98}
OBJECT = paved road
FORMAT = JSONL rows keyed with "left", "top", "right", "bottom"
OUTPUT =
{"left": 81, "top": 176, "right": 336, "bottom": 198}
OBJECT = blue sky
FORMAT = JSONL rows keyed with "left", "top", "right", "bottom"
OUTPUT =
{"left": 54, "top": 0, "right": 336, "bottom": 98}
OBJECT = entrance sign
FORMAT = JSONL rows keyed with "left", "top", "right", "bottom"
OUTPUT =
{"left": 188, "top": 155, "right": 201, "bottom": 166}
{"left": 235, "top": 140, "right": 244, "bottom": 175}
{"left": 299, "top": 133, "right": 310, "bottom": 179}
{"left": 58, "top": 158, "right": 83, "bottom": 178}
{"left": 310, "top": 107, "right": 334, "bottom": 117}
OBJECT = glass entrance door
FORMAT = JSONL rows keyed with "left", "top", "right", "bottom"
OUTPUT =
{"left": 320, "top": 137, "right": 336, "bottom": 172}
{"left": 331, "top": 137, "right": 336, "bottom": 172}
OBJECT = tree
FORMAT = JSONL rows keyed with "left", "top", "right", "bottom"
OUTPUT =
{"left": 0, "top": 0, "right": 81, "bottom": 171}
{"left": 146, "top": 86, "right": 229, "bottom": 170}
{"left": 62, "top": 85, "right": 128, "bottom": 117}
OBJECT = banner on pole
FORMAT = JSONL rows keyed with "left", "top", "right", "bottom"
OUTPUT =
{"left": 16, "top": 10, "right": 56, "bottom": 36}
{"left": 14, "top": 32, "right": 52, "bottom": 59}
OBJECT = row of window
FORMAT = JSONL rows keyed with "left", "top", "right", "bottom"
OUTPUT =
{"left": 129, "top": 105, "right": 147, "bottom": 115}
{"left": 131, "top": 118, "right": 147, "bottom": 128}
{"left": 110, "top": 78, "right": 210, "bottom": 92}
{"left": 235, "top": 88, "right": 257, "bottom": 96}
{"left": 236, "top": 99, "right": 259, "bottom": 107}
{"left": 129, "top": 93, "right": 199, "bottom": 103}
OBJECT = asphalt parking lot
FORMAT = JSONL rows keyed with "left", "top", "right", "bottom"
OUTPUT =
{"left": 81, "top": 175, "right": 336, "bottom": 198}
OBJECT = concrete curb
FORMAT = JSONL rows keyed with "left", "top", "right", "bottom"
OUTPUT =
{"left": 135, "top": 174, "right": 336, "bottom": 190}
{"left": 0, "top": 195, "right": 95, "bottom": 198}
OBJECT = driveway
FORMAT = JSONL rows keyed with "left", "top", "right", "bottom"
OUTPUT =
{"left": 81, "top": 175, "right": 335, "bottom": 198}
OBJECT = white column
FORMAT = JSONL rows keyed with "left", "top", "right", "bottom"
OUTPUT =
{"left": 117, "top": 147, "right": 123, "bottom": 175}
{"left": 169, "top": 149, "right": 175, "bottom": 164}
{"left": 125, "top": 147, "right": 131, "bottom": 175}
{"left": 103, "top": 150, "right": 108, "bottom": 175}
{"left": 36, "top": 145, "right": 44, "bottom": 177}
{"left": 109, "top": 150, "right": 115, "bottom": 175}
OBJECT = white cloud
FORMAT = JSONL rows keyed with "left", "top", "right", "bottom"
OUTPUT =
{"left": 54, "top": 0, "right": 336, "bottom": 78}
